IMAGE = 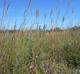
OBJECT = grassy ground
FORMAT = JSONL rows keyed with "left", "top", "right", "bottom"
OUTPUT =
{"left": 0, "top": 30, "right": 80, "bottom": 74}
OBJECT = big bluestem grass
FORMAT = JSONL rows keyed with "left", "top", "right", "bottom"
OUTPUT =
{"left": 0, "top": 0, "right": 80, "bottom": 74}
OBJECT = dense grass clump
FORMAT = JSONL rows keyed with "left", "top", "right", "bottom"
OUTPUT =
{"left": 63, "top": 32, "right": 80, "bottom": 67}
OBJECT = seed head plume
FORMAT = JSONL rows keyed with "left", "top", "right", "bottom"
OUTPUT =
{"left": 2, "top": 0, "right": 6, "bottom": 19}
{"left": 25, "top": 0, "right": 32, "bottom": 15}
{"left": 6, "top": 0, "right": 10, "bottom": 15}
{"left": 36, "top": 9, "right": 40, "bottom": 18}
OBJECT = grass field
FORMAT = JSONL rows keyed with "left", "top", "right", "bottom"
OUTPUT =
{"left": 0, "top": 0, "right": 80, "bottom": 74}
{"left": 0, "top": 29, "right": 80, "bottom": 74}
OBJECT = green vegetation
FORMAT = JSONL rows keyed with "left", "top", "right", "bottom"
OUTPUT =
{"left": 0, "top": 30, "right": 80, "bottom": 74}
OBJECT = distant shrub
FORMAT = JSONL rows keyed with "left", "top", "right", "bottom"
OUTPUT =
{"left": 69, "top": 26, "right": 80, "bottom": 30}
{"left": 53, "top": 27, "right": 62, "bottom": 31}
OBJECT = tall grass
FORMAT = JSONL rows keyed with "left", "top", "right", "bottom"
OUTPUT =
{"left": 0, "top": 30, "right": 80, "bottom": 74}
{"left": 0, "top": 0, "right": 80, "bottom": 74}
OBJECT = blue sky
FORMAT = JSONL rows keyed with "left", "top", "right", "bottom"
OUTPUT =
{"left": 0, "top": 0, "right": 80, "bottom": 29}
